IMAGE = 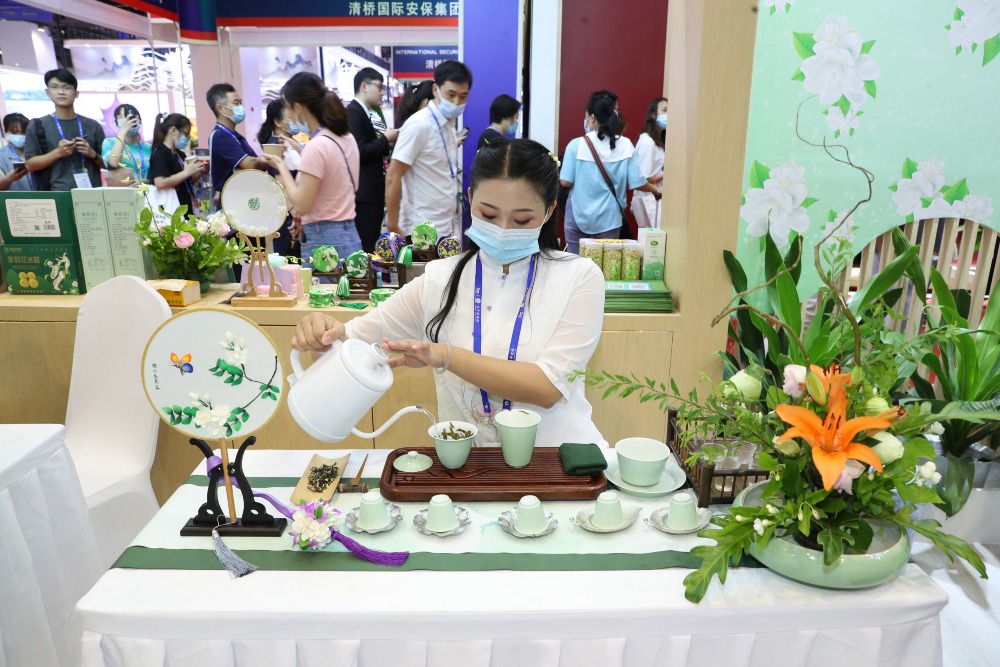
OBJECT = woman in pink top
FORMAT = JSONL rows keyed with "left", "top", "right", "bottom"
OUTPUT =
{"left": 262, "top": 72, "right": 362, "bottom": 267}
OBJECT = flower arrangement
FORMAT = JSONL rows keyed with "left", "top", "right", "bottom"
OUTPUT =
{"left": 135, "top": 185, "right": 249, "bottom": 288}
{"left": 289, "top": 500, "right": 342, "bottom": 551}
{"left": 576, "top": 116, "right": 996, "bottom": 603}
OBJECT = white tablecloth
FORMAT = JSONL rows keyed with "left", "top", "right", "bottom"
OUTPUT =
{"left": 0, "top": 424, "right": 102, "bottom": 667}
{"left": 77, "top": 450, "right": 950, "bottom": 667}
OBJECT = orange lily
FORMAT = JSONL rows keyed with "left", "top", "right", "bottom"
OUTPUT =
{"left": 775, "top": 383, "right": 890, "bottom": 491}
{"left": 810, "top": 363, "right": 852, "bottom": 392}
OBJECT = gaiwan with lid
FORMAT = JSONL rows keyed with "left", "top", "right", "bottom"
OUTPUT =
{"left": 287, "top": 338, "right": 425, "bottom": 443}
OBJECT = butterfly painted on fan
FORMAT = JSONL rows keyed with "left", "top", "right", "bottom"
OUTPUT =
{"left": 170, "top": 352, "right": 194, "bottom": 375}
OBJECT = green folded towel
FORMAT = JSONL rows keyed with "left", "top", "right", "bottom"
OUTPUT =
{"left": 560, "top": 442, "right": 608, "bottom": 476}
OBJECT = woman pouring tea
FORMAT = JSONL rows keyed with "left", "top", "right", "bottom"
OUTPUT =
{"left": 292, "top": 138, "right": 606, "bottom": 447}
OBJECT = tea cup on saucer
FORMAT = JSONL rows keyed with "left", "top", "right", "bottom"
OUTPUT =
{"left": 514, "top": 495, "right": 547, "bottom": 535}
{"left": 666, "top": 492, "right": 699, "bottom": 531}
{"left": 615, "top": 438, "right": 670, "bottom": 486}
{"left": 357, "top": 490, "right": 391, "bottom": 530}
{"left": 592, "top": 491, "right": 625, "bottom": 529}
{"left": 425, "top": 494, "right": 459, "bottom": 532}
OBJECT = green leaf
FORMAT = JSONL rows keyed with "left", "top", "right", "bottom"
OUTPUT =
{"left": 791, "top": 66, "right": 805, "bottom": 81}
{"left": 888, "top": 182, "right": 898, "bottom": 192}
{"left": 723, "top": 250, "right": 749, "bottom": 293}
{"left": 941, "top": 178, "right": 969, "bottom": 205}
{"left": 864, "top": 79, "right": 877, "bottom": 99}
{"left": 890, "top": 227, "right": 926, "bottom": 297}
{"left": 224, "top": 376, "right": 234, "bottom": 385}
{"left": 930, "top": 268, "right": 968, "bottom": 328}
{"left": 848, "top": 245, "right": 919, "bottom": 315}
{"left": 172, "top": 404, "right": 181, "bottom": 414}
{"left": 954, "top": 7, "right": 965, "bottom": 20}
{"left": 682, "top": 518, "right": 757, "bottom": 603}
{"left": 861, "top": 39, "right": 876, "bottom": 54}
{"left": 801, "top": 196, "right": 818, "bottom": 208}
{"left": 764, "top": 235, "right": 801, "bottom": 337}
{"left": 792, "top": 31, "right": 817, "bottom": 59}
{"left": 748, "top": 161, "right": 771, "bottom": 190}
{"left": 920, "top": 196, "right": 935, "bottom": 208}
{"left": 783, "top": 234, "right": 803, "bottom": 283}
{"left": 902, "top": 158, "right": 919, "bottom": 179}
{"left": 983, "top": 34, "right": 1000, "bottom": 65}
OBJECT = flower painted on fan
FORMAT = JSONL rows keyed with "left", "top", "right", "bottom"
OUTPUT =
{"left": 193, "top": 403, "right": 231, "bottom": 437}
{"left": 947, "top": 0, "right": 1000, "bottom": 66}
{"left": 174, "top": 232, "right": 195, "bottom": 248}
{"left": 775, "top": 383, "right": 890, "bottom": 491}
{"left": 220, "top": 332, "right": 249, "bottom": 365}
{"left": 740, "top": 160, "right": 816, "bottom": 247}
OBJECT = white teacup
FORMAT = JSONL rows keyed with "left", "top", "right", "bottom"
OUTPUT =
{"left": 514, "top": 495, "right": 548, "bottom": 534}
{"left": 666, "top": 492, "right": 699, "bottom": 531}
{"left": 425, "top": 494, "right": 459, "bottom": 532}
{"left": 357, "top": 490, "right": 391, "bottom": 530}
{"left": 592, "top": 491, "right": 625, "bottom": 529}
{"left": 616, "top": 438, "right": 670, "bottom": 486}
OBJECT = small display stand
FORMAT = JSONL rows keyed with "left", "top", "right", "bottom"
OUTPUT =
{"left": 220, "top": 170, "right": 296, "bottom": 307}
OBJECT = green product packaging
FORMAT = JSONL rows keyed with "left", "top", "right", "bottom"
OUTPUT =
{"left": 0, "top": 191, "right": 77, "bottom": 245}
{"left": 1, "top": 243, "right": 86, "bottom": 295}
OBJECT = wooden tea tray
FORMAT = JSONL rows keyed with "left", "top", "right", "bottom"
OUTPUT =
{"left": 379, "top": 447, "right": 607, "bottom": 502}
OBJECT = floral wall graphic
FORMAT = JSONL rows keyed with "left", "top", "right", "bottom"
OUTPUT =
{"left": 737, "top": 0, "right": 1000, "bottom": 297}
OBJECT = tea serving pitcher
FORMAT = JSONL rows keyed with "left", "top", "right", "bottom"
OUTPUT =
{"left": 287, "top": 338, "right": 424, "bottom": 442}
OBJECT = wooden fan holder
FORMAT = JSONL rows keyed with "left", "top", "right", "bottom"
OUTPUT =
{"left": 230, "top": 231, "right": 297, "bottom": 307}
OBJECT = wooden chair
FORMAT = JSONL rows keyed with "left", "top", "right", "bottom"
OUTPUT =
{"left": 837, "top": 218, "right": 998, "bottom": 336}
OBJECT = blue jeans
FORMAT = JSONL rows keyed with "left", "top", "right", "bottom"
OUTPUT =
{"left": 301, "top": 220, "right": 362, "bottom": 282}
{"left": 563, "top": 216, "right": 621, "bottom": 254}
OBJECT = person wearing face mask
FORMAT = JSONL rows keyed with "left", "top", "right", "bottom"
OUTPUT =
{"left": 632, "top": 97, "right": 668, "bottom": 228}
{"left": 293, "top": 138, "right": 607, "bottom": 448}
{"left": 147, "top": 113, "right": 206, "bottom": 215}
{"left": 0, "top": 113, "right": 32, "bottom": 191}
{"left": 206, "top": 82, "right": 268, "bottom": 206}
{"left": 259, "top": 72, "right": 362, "bottom": 265}
{"left": 103, "top": 103, "right": 151, "bottom": 187}
{"left": 257, "top": 99, "right": 304, "bottom": 173}
{"left": 386, "top": 60, "right": 473, "bottom": 240}
{"left": 477, "top": 94, "right": 521, "bottom": 151}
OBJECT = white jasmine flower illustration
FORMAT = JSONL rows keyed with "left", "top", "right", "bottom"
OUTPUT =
{"left": 948, "top": 0, "right": 1000, "bottom": 64}
{"left": 822, "top": 210, "right": 857, "bottom": 246}
{"left": 740, "top": 160, "right": 811, "bottom": 247}
{"left": 891, "top": 159, "right": 946, "bottom": 218}
{"left": 825, "top": 105, "right": 860, "bottom": 137}
{"left": 923, "top": 194, "right": 995, "bottom": 223}
{"left": 801, "top": 16, "right": 880, "bottom": 106}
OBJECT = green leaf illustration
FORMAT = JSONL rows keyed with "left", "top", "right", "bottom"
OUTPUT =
{"left": 983, "top": 35, "right": 1000, "bottom": 66}
{"left": 748, "top": 161, "right": 771, "bottom": 189}
{"left": 956, "top": 45, "right": 963, "bottom": 55}
{"left": 226, "top": 425, "right": 233, "bottom": 437}
{"left": 792, "top": 31, "right": 817, "bottom": 59}
{"left": 161, "top": 406, "right": 173, "bottom": 416}
{"left": 790, "top": 66, "right": 805, "bottom": 81}
{"left": 902, "top": 158, "right": 919, "bottom": 179}
{"left": 864, "top": 80, "right": 877, "bottom": 99}
{"left": 233, "top": 420, "right": 242, "bottom": 432}
{"left": 861, "top": 39, "right": 876, "bottom": 54}
{"left": 232, "top": 376, "right": 243, "bottom": 386}
{"left": 827, "top": 209, "right": 838, "bottom": 222}
{"left": 942, "top": 178, "right": 969, "bottom": 205}
{"left": 921, "top": 196, "right": 936, "bottom": 208}
{"left": 802, "top": 196, "right": 818, "bottom": 208}
{"left": 888, "top": 182, "right": 898, "bottom": 192}
{"left": 182, "top": 416, "right": 192, "bottom": 425}
{"left": 835, "top": 96, "right": 850, "bottom": 114}
{"left": 770, "top": 5, "right": 776, "bottom": 15}
{"left": 972, "top": 42, "right": 979, "bottom": 53}
{"left": 849, "top": 128, "right": 855, "bottom": 137}
{"left": 224, "top": 376, "right": 234, "bottom": 385}
{"left": 954, "top": 7, "right": 965, "bottom": 20}
{"left": 172, "top": 404, "right": 181, "bottom": 414}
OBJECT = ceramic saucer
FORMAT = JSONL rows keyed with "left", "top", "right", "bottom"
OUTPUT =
{"left": 498, "top": 509, "right": 558, "bottom": 538}
{"left": 392, "top": 451, "right": 434, "bottom": 473}
{"left": 607, "top": 460, "right": 686, "bottom": 498}
{"left": 645, "top": 505, "right": 714, "bottom": 535}
{"left": 344, "top": 502, "right": 403, "bottom": 534}
{"left": 569, "top": 505, "right": 643, "bottom": 533}
{"left": 412, "top": 506, "right": 472, "bottom": 537}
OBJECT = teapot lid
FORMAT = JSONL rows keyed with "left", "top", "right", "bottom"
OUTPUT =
{"left": 340, "top": 338, "right": 393, "bottom": 393}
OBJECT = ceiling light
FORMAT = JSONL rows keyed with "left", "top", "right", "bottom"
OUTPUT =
{"left": 37, "top": 27, "right": 45, "bottom": 32}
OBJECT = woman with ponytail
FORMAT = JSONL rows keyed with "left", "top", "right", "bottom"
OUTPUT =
{"left": 291, "top": 138, "right": 607, "bottom": 448}
{"left": 259, "top": 72, "right": 362, "bottom": 263}
{"left": 147, "top": 113, "right": 205, "bottom": 214}
{"left": 559, "top": 90, "right": 661, "bottom": 251}
{"left": 257, "top": 98, "right": 304, "bottom": 172}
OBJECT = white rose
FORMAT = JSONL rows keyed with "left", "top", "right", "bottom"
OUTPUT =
{"left": 870, "top": 431, "right": 905, "bottom": 465}
{"left": 825, "top": 105, "right": 860, "bottom": 136}
{"left": 196, "top": 219, "right": 210, "bottom": 235}
{"left": 723, "top": 369, "right": 763, "bottom": 402}
{"left": 782, "top": 364, "right": 808, "bottom": 397}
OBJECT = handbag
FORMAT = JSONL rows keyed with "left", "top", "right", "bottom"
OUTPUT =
{"left": 146, "top": 182, "right": 182, "bottom": 216}
{"left": 582, "top": 134, "right": 629, "bottom": 231}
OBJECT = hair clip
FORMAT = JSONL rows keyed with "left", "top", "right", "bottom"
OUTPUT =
{"left": 548, "top": 151, "right": 561, "bottom": 167}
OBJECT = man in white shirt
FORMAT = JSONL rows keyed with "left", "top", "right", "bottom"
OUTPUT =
{"left": 386, "top": 60, "right": 473, "bottom": 240}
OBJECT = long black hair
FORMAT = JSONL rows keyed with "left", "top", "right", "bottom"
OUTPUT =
{"left": 586, "top": 90, "right": 620, "bottom": 150}
{"left": 257, "top": 99, "right": 285, "bottom": 146}
{"left": 395, "top": 79, "right": 434, "bottom": 128}
{"left": 113, "top": 103, "right": 141, "bottom": 126}
{"left": 151, "top": 113, "right": 190, "bottom": 150}
{"left": 425, "top": 138, "right": 563, "bottom": 342}
{"left": 281, "top": 72, "right": 349, "bottom": 136}
{"left": 641, "top": 97, "right": 667, "bottom": 149}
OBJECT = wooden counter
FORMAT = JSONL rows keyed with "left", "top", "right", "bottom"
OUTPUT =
{"left": 0, "top": 285, "right": 677, "bottom": 503}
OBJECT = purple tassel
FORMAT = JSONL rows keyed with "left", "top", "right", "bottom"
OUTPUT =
{"left": 332, "top": 531, "right": 409, "bottom": 567}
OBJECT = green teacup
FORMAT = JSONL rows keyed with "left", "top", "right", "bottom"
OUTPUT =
{"left": 495, "top": 409, "right": 541, "bottom": 468}
{"left": 615, "top": 438, "right": 670, "bottom": 486}
{"left": 429, "top": 421, "right": 477, "bottom": 469}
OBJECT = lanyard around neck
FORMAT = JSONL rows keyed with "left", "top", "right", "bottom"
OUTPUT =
{"left": 123, "top": 142, "right": 146, "bottom": 179}
{"left": 429, "top": 106, "right": 457, "bottom": 180}
{"left": 52, "top": 114, "right": 85, "bottom": 169}
{"left": 472, "top": 253, "right": 537, "bottom": 416}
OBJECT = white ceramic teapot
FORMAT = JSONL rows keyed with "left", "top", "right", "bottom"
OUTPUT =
{"left": 287, "top": 338, "right": 426, "bottom": 443}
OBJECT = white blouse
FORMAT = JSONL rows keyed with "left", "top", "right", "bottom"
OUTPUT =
{"left": 345, "top": 250, "right": 607, "bottom": 447}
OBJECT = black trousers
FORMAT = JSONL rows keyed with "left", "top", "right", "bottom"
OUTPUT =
{"left": 355, "top": 200, "right": 385, "bottom": 253}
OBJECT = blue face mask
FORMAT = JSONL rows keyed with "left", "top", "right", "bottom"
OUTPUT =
{"left": 226, "top": 105, "right": 246, "bottom": 124}
{"left": 656, "top": 113, "right": 668, "bottom": 130}
{"left": 466, "top": 214, "right": 542, "bottom": 265}
{"left": 286, "top": 120, "right": 301, "bottom": 135}
{"left": 176, "top": 134, "right": 190, "bottom": 151}
{"left": 6, "top": 134, "right": 26, "bottom": 149}
{"left": 584, "top": 118, "right": 592, "bottom": 135}
{"left": 506, "top": 119, "right": 519, "bottom": 136}
{"left": 117, "top": 120, "right": 141, "bottom": 137}
{"left": 438, "top": 98, "right": 466, "bottom": 120}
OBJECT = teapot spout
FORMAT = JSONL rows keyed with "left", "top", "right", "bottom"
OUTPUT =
{"left": 351, "top": 405, "right": 429, "bottom": 440}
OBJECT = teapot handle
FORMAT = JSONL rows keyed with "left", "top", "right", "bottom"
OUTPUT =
{"left": 288, "top": 339, "right": 341, "bottom": 384}
{"left": 351, "top": 405, "right": 427, "bottom": 440}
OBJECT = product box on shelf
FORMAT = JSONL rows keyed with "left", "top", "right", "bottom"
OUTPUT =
{"left": 148, "top": 279, "right": 201, "bottom": 307}
{"left": 70, "top": 189, "right": 116, "bottom": 291}
{"left": 0, "top": 192, "right": 77, "bottom": 245}
{"left": 1, "top": 243, "right": 85, "bottom": 295}
{"left": 638, "top": 228, "right": 666, "bottom": 281}
{"left": 101, "top": 187, "right": 153, "bottom": 279}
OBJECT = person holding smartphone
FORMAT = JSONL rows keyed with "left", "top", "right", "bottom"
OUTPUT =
{"left": 147, "top": 113, "right": 206, "bottom": 215}
{"left": 0, "top": 113, "right": 32, "bottom": 191}
{"left": 103, "top": 103, "right": 152, "bottom": 187}
{"left": 24, "top": 69, "right": 105, "bottom": 191}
